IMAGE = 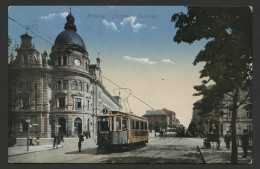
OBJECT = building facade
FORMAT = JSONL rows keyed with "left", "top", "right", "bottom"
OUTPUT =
{"left": 8, "top": 12, "right": 121, "bottom": 138}
{"left": 143, "top": 110, "right": 169, "bottom": 131}
{"left": 219, "top": 91, "right": 252, "bottom": 137}
{"left": 162, "top": 108, "right": 178, "bottom": 127}
{"left": 190, "top": 90, "right": 252, "bottom": 137}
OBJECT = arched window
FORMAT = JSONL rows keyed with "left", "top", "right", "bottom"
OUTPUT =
{"left": 58, "top": 80, "right": 62, "bottom": 89}
{"left": 58, "top": 56, "right": 61, "bottom": 66}
{"left": 86, "top": 84, "right": 89, "bottom": 93}
{"left": 63, "top": 56, "right": 67, "bottom": 66}
{"left": 78, "top": 82, "right": 82, "bottom": 91}
{"left": 73, "top": 81, "right": 78, "bottom": 90}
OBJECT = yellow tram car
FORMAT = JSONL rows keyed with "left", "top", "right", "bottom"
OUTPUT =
{"left": 97, "top": 111, "right": 149, "bottom": 150}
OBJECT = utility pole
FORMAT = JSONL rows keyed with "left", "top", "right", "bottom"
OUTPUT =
{"left": 26, "top": 119, "right": 30, "bottom": 151}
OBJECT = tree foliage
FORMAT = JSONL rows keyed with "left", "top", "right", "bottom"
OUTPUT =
{"left": 172, "top": 7, "right": 252, "bottom": 163}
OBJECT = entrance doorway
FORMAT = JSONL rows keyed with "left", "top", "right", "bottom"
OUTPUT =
{"left": 58, "top": 117, "right": 66, "bottom": 135}
{"left": 74, "top": 118, "right": 82, "bottom": 134}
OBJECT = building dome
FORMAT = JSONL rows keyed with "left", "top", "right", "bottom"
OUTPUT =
{"left": 54, "top": 12, "right": 86, "bottom": 50}
{"left": 55, "top": 29, "right": 86, "bottom": 50}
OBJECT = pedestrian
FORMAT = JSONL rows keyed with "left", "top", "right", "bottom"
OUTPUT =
{"left": 57, "top": 135, "right": 61, "bottom": 145}
{"left": 53, "top": 136, "right": 56, "bottom": 149}
{"left": 78, "top": 134, "right": 84, "bottom": 152}
{"left": 36, "top": 136, "right": 40, "bottom": 146}
{"left": 61, "top": 134, "right": 64, "bottom": 142}
{"left": 224, "top": 132, "right": 231, "bottom": 149}
{"left": 78, "top": 140, "right": 82, "bottom": 152}
{"left": 241, "top": 129, "right": 249, "bottom": 158}
{"left": 155, "top": 132, "right": 157, "bottom": 138}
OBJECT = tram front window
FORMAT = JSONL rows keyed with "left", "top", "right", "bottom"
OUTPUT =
{"left": 98, "top": 117, "right": 110, "bottom": 131}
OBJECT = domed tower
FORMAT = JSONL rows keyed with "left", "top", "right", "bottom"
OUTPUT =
{"left": 50, "top": 12, "right": 93, "bottom": 137}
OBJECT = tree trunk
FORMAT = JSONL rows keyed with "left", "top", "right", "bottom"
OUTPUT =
{"left": 231, "top": 87, "right": 239, "bottom": 163}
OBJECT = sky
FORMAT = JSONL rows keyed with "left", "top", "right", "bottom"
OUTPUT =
{"left": 8, "top": 6, "right": 209, "bottom": 128}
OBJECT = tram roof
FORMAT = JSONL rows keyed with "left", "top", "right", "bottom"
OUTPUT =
{"left": 98, "top": 111, "right": 148, "bottom": 120}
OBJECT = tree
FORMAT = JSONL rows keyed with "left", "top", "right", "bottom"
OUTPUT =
{"left": 172, "top": 7, "right": 252, "bottom": 163}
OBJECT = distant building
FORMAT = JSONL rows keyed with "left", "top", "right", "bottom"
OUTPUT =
{"left": 143, "top": 110, "right": 169, "bottom": 131}
{"left": 8, "top": 12, "right": 121, "bottom": 138}
{"left": 162, "top": 108, "right": 177, "bottom": 127}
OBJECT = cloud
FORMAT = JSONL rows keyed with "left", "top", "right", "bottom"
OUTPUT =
{"left": 40, "top": 12, "right": 70, "bottom": 20}
{"left": 151, "top": 26, "right": 157, "bottom": 30}
{"left": 124, "top": 56, "right": 156, "bottom": 64}
{"left": 59, "top": 12, "right": 69, "bottom": 18}
{"left": 102, "top": 20, "right": 118, "bottom": 31}
{"left": 120, "top": 16, "right": 146, "bottom": 32}
{"left": 40, "top": 13, "right": 57, "bottom": 20}
{"left": 162, "top": 59, "right": 175, "bottom": 64}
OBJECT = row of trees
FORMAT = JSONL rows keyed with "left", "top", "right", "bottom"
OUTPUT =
{"left": 172, "top": 7, "right": 252, "bottom": 163}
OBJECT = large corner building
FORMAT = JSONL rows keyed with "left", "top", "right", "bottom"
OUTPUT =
{"left": 8, "top": 12, "right": 122, "bottom": 138}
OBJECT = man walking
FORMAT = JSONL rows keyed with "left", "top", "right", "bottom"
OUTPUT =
{"left": 241, "top": 129, "right": 249, "bottom": 158}
{"left": 53, "top": 136, "right": 56, "bottom": 149}
{"left": 224, "top": 132, "right": 231, "bottom": 149}
{"left": 78, "top": 134, "right": 84, "bottom": 152}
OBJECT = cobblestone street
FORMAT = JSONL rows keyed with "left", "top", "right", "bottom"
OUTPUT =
{"left": 8, "top": 134, "right": 252, "bottom": 164}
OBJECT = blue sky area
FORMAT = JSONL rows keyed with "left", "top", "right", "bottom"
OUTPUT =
{"left": 8, "top": 6, "right": 209, "bottom": 127}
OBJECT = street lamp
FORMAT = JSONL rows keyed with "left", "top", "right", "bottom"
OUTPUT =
{"left": 26, "top": 119, "right": 30, "bottom": 151}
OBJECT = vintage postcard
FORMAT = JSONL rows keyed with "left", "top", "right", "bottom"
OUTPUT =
{"left": 8, "top": 6, "right": 253, "bottom": 164}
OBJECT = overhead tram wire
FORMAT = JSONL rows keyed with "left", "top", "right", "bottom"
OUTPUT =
{"left": 8, "top": 17, "right": 54, "bottom": 46}
{"left": 102, "top": 75, "right": 155, "bottom": 111}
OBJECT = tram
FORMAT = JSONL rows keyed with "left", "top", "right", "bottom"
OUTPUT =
{"left": 97, "top": 111, "right": 149, "bottom": 150}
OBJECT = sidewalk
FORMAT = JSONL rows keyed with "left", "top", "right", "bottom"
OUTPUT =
{"left": 8, "top": 144, "right": 63, "bottom": 157}
{"left": 8, "top": 137, "right": 96, "bottom": 157}
{"left": 198, "top": 137, "right": 252, "bottom": 164}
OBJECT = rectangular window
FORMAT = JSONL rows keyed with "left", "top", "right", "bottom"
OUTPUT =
{"left": 26, "top": 82, "right": 31, "bottom": 90}
{"left": 86, "top": 84, "right": 89, "bottom": 93}
{"left": 22, "top": 98, "right": 29, "bottom": 108}
{"left": 98, "top": 117, "right": 110, "bottom": 131}
{"left": 130, "top": 119, "right": 135, "bottom": 130}
{"left": 122, "top": 119, "right": 127, "bottom": 131}
{"left": 58, "top": 81, "right": 62, "bottom": 90}
{"left": 22, "top": 122, "right": 28, "bottom": 131}
{"left": 58, "top": 97, "right": 65, "bottom": 108}
{"left": 24, "top": 55, "right": 28, "bottom": 65}
{"left": 85, "top": 63, "right": 88, "bottom": 71}
{"left": 63, "top": 80, "right": 68, "bottom": 89}
{"left": 136, "top": 121, "right": 140, "bottom": 130}
{"left": 112, "top": 117, "right": 114, "bottom": 131}
{"left": 144, "top": 122, "right": 147, "bottom": 130}
{"left": 247, "top": 125, "right": 252, "bottom": 132}
{"left": 246, "top": 110, "right": 251, "bottom": 118}
{"left": 140, "top": 121, "right": 144, "bottom": 130}
{"left": 228, "top": 108, "right": 232, "bottom": 118}
{"left": 87, "top": 100, "right": 90, "bottom": 109}
{"left": 58, "top": 56, "right": 61, "bottom": 66}
{"left": 116, "top": 117, "right": 121, "bottom": 131}
{"left": 63, "top": 56, "right": 67, "bottom": 66}
{"left": 75, "top": 98, "right": 82, "bottom": 109}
